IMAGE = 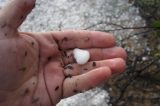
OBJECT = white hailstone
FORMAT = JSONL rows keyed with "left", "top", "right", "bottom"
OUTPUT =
{"left": 142, "top": 56, "right": 148, "bottom": 61}
{"left": 73, "top": 48, "right": 90, "bottom": 65}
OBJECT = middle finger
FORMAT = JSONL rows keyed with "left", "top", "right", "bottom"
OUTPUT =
{"left": 62, "top": 47, "right": 127, "bottom": 65}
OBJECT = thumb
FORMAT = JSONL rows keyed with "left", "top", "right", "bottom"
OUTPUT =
{"left": 0, "top": 0, "right": 36, "bottom": 30}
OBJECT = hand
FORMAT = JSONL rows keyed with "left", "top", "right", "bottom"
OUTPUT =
{"left": 0, "top": 0, "right": 127, "bottom": 106}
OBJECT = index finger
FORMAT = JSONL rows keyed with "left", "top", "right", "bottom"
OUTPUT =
{"left": 51, "top": 30, "right": 116, "bottom": 50}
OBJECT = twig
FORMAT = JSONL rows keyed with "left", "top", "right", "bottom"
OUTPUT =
{"left": 84, "top": 21, "right": 160, "bottom": 31}
{"left": 112, "top": 57, "right": 159, "bottom": 105}
{"left": 121, "top": 30, "right": 153, "bottom": 42}
{"left": 113, "top": 56, "right": 139, "bottom": 104}
{"left": 97, "top": 27, "right": 160, "bottom": 32}
{"left": 137, "top": 58, "right": 159, "bottom": 72}
{"left": 84, "top": 21, "right": 125, "bottom": 30}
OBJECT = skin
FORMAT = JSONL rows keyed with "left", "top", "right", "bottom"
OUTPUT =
{"left": 0, "top": 0, "right": 127, "bottom": 106}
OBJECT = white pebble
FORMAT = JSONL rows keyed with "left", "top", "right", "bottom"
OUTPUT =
{"left": 73, "top": 48, "right": 90, "bottom": 65}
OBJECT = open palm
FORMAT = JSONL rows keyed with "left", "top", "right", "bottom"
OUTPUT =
{"left": 0, "top": 0, "right": 127, "bottom": 106}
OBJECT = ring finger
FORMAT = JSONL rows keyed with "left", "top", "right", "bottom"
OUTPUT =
{"left": 64, "top": 58, "right": 126, "bottom": 77}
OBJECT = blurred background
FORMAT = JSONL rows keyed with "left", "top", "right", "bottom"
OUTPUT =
{"left": 0, "top": 0, "right": 160, "bottom": 106}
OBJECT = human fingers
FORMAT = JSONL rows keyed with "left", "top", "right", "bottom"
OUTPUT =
{"left": 64, "top": 58, "right": 126, "bottom": 77}
{"left": 63, "top": 66, "right": 112, "bottom": 98}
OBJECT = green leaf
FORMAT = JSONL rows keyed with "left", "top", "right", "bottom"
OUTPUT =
{"left": 152, "top": 20, "right": 160, "bottom": 29}
{"left": 152, "top": 20, "right": 160, "bottom": 37}
{"left": 155, "top": 52, "right": 160, "bottom": 57}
